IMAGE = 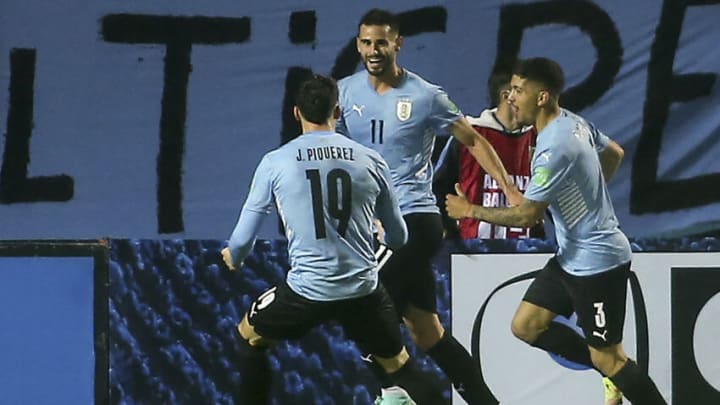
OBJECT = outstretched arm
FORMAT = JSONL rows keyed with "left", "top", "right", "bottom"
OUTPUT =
{"left": 222, "top": 156, "right": 274, "bottom": 270}
{"left": 448, "top": 117, "right": 523, "bottom": 206}
{"left": 375, "top": 159, "right": 408, "bottom": 249}
{"left": 445, "top": 183, "right": 547, "bottom": 228}
{"left": 223, "top": 210, "right": 266, "bottom": 270}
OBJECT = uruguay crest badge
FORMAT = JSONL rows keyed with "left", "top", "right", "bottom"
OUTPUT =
{"left": 396, "top": 99, "right": 412, "bottom": 121}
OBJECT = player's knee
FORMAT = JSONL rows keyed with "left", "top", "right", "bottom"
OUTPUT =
{"left": 405, "top": 320, "right": 443, "bottom": 351}
{"left": 510, "top": 315, "right": 539, "bottom": 344}
{"left": 237, "top": 315, "right": 270, "bottom": 349}
{"left": 403, "top": 307, "right": 444, "bottom": 350}
{"left": 237, "top": 330, "right": 271, "bottom": 353}
{"left": 417, "top": 332, "right": 443, "bottom": 351}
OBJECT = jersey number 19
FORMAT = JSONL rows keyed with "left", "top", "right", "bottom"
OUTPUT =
{"left": 306, "top": 168, "right": 352, "bottom": 239}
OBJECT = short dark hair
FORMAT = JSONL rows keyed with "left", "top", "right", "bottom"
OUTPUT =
{"left": 487, "top": 70, "right": 512, "bottom": 107}
{"left": 295, "top": 75, "right": 338, "bottom": 125}
{"left": 358, "top": 9, "right": 400, "bottom": 34}
{"left": 513, "top": 57, "right": 565, "bottom": 97}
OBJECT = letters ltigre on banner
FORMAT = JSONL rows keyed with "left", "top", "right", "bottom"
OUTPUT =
{"left": 451, "top": 253, "right": 720, "bottom": 405}
{"left": 2, "top": 0, "right": 720, "bottom": 239}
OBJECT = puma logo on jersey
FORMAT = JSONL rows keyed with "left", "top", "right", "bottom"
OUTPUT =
{"left": 539, "top": 151, "right": 552, "bottom": 162}
{"left": 593, "top": 329, "right": 608, "bottom": 342}
{"left": 352, "top": 104, "right": 365, "bottom": 116}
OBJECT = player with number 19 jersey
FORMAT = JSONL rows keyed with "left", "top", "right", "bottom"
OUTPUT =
{"left": 229, "top": 130, "right": 407, "bottom": 302}
{"left": 336, "top": 70, "right": 462, "bottom": 214}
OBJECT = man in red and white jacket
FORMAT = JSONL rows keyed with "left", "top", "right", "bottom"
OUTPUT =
{"left": 434, "top": 71, "right": 539, "bottom": 239}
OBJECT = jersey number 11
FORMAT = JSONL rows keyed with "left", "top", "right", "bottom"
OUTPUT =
{"left": 371, "top": 119, "right": 384, "bottom": 144}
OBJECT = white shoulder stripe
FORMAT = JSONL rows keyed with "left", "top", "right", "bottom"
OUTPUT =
{"left": 558, "top": 181, "right": 588, "bottom": 229}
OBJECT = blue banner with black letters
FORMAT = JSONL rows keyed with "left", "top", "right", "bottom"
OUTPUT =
{"left": 1, "top": 0, "right": 718, "bottom": 238}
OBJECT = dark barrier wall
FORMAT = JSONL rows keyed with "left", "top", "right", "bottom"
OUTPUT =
{"left": 109, "top": 239, "right": 448, "bottom": 405}
{"left": 109, "top": 238, "right": 720, "bottom": 404}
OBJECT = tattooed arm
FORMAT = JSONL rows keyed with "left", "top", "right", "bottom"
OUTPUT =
{"left": 445, "top": 183, "right": 547, "bottom": 228}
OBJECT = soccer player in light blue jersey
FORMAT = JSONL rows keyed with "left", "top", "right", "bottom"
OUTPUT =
{"left": 336, "top": 9, "right": 520, "bottom": 405}
{"left": 446, "top": 58, "right": 666, "bottom": 405}
{"left": 221, "top": 75, "right": 448, "bottom": 405}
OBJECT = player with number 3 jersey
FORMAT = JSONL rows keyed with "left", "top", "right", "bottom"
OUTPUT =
{"left": 445, "top": 58, "right": 666, "bottom": 405}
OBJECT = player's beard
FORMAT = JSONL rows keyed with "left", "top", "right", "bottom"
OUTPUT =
{"left": 364, "top": 56, "right": 389, "bottom": 77}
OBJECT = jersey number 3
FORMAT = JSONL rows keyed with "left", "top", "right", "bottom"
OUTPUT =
{"left": 306, "top": 168, "right": 352, "bottom": 239}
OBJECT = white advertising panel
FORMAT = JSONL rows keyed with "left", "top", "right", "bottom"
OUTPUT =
{"left": 451, "top": 253, "right": 720, "bottom": 404}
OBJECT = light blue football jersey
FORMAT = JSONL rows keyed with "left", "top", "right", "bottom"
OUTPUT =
{"left": 228, "top": 130, "right": 407, "bottom": 301}
{"left": 337, "top": 69, "right": 462, "bottom": 215}
{"left": 524, "top": 109, "right": 631, "bottom": 275}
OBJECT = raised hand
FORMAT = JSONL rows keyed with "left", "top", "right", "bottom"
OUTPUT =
{"left": 445, "top": 183, "right": 474, "bottom": 220}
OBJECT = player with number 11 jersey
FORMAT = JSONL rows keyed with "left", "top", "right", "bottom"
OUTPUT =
{"left": 337, "top": 69, "right": 462, "bottom": 215}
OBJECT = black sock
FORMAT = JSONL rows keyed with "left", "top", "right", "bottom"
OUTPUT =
{"left": 425, "top": 331, "right": 498, "bottom": 405}
{"left": 389, "top": 357, "right": 449, "bottom": 405}
{"left": 236, "top": 334, "right": 272, "bottom": 405}
{"left": 610, "top": 360, "right": 666, "bottom": 405}
{"left": 362, "top": 352, "right": 395, "bottom": 388}
{"left": 531, "top": 322, "right": 595, "bottom": 369}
